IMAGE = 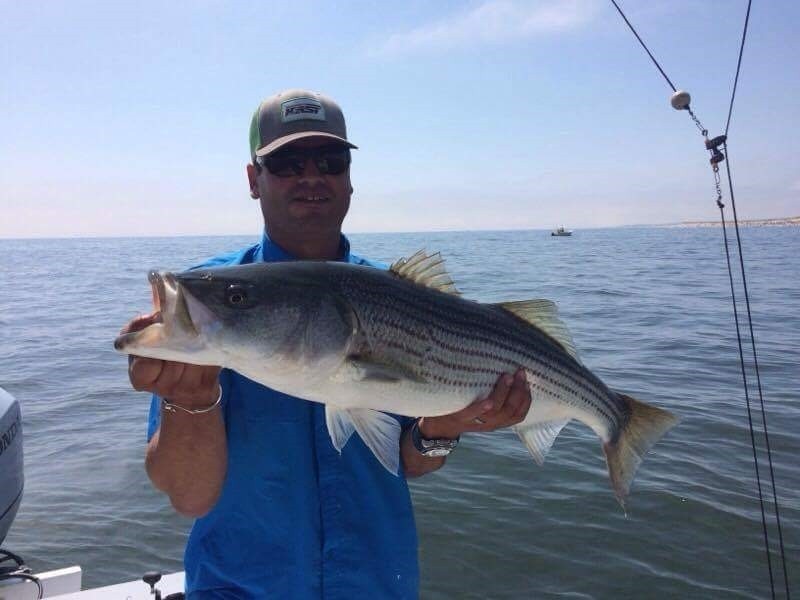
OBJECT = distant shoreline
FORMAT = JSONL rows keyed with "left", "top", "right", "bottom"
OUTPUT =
{"left": 656, "top": 216, "right": 800, "bottom": 228}
{"left": 3, "top": 217, "right": 800, "bottom": 240}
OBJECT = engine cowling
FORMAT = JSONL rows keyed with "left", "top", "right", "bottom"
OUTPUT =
{"left": 0, "top": 386, "right": 24, "bottom": 545}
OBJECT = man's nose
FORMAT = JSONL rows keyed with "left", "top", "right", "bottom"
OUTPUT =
{"left": 298, "top": 156, "right": 323, "bottom": 180}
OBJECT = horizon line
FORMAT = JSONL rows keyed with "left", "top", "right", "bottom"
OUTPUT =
{"left": 2, "top": 216, "right": 798, "bottom": 242}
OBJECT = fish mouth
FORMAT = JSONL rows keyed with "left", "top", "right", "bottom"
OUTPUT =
{"left": 113, "top": 270, "right": 200, "bottom": 353}
{"left": 149, "top": 269, "right": 168, "bottom": 313}
{"left": 148, "top": 270, "right": 199, "bottom": 337}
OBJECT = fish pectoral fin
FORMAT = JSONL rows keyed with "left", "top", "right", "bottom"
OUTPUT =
{"left": 325, "top": 405, "right": 356, "bottom": 453}
{"left": 514, "top": 419, "right": 571, "bottom": 465}
{"left": 347, "top": 357, "right": 426, "bottom": 384}
{"left": 495, "top": 299, "right": 581, "bottom": 362}
{"left": 347, "top": 409, "right": 402, "bottom": 475}
{"left": 324, "top": 406, "right": 401, "bottom": 475}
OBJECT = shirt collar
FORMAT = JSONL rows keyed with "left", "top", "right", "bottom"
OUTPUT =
{"left": 256, "top": 229, "right": 351, "bottom": 263}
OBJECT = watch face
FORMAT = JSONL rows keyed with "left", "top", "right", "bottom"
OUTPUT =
{"left": 412, "top": 421, "right": 459, "bottom": 457}
{"left": 422, "top": 447, "right": 454, "bottom": 457}
{"left": 420, "top": 437, "right": 457, "bottom": 456}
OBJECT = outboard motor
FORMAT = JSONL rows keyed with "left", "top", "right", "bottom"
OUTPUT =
{"left": 0, "top": 386, "right": 23, "bottom": 545}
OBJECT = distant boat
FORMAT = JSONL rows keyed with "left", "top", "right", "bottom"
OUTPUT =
{"left": 551, "top": 226, "right": 573, "bottom": 236}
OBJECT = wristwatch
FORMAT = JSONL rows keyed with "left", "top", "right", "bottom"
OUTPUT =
{"left": 410, "top": 419, "right": 459, "bottom": 457}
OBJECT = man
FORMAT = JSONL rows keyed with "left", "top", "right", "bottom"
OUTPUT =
{"left": 123, "top": 89, "right": 531, "bottom": 599}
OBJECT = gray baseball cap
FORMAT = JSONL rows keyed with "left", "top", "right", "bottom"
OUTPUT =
{"left": 249, "top": 88, "right": 357, "bottom": 160}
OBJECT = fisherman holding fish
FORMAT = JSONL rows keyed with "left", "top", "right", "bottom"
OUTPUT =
{"left": 119, "top": 89, "right": 533, "bottom": 598}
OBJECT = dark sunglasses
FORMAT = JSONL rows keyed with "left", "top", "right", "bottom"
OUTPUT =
{"left": 256, "top": 145, "right": 351, "bottom": 177}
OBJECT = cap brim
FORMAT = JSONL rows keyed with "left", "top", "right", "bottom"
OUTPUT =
{"left": 254, "top": 132, "right": 357, "bottom": 158}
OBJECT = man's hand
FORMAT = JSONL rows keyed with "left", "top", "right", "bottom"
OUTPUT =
{"left": 122, "top": 313, "right": 221, "bottom": 409}
{"left": 401, "top": 369, "right": 532, "bottom": 478}
{"left": 418, "top": 369, "right": 532, "bottom": 440}
{"left": 122, "top": 313, "right": 227, "bottom": 517}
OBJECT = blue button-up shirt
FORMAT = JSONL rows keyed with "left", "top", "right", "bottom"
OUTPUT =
{"left": 147, "top": 231, "right": 419, "bottom": 599}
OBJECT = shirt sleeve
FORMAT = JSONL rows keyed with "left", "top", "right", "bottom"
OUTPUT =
{"left": 395, "top": 414, "right": 416, "bottom": 430}
{"left": 146, "top": 393, "right": 161, "bottom": 442}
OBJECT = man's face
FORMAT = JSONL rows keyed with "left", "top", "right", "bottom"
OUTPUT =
{"left": 248, "top": 137, "right": 353, "bottom": 243}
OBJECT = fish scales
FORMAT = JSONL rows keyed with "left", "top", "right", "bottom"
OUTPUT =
{"left": 345, "top": 271, "right": 623, "bottom": 422}
{"left": 331, "top": 266, "right": 626, "bottom": 433}
{"left": 114, "top": 252, "right": 679, "bottom": 505}
{"left": 344, "top": 276, "right": 621, "bottom": 427}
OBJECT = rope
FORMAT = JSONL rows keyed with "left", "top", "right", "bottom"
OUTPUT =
{"left": 725, "top": 1, "right": 753, "bottom": 136}
{"left": 608, "top": 1, "right": 791, "bottom": 597}
{"left": 715, "top": 194, "right": 775, "bottom": 598}
{"left": 0, "top": 572, "right": 44, "bottom": 599}
{"left": 0, "top": 549, "right": 44, "bottom": 599}
{"left": 721, "top": 2, "right": 790, "bottom": 594}
{"left": 609, "top": 0, "right": 677, "bottom": 92}
{"left": 723, "top": 144, "right": 791, "bottom": 598}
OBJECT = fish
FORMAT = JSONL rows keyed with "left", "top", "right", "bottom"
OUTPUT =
{"left": 114, "top": 250, "right": 678, "bottom": 506}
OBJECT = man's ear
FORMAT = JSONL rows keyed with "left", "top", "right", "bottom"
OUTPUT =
{"left": 246, "top": 163, "right": 260, "bottom": 199}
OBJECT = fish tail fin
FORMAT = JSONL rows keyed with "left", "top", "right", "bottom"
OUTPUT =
{"left": 603, "top": 393, "right": 678, "bottom": 510}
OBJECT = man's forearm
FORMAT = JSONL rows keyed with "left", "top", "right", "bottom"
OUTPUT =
{"left": 145, "top": 406, "right": 227, "bottom": 517}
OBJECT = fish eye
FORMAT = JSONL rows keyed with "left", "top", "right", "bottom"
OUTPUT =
{"left": 226, "top": 284, "right": 249, "bottom": 307}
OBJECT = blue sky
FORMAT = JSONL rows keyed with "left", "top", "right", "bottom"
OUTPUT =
{"left": 1, "top": 0, "right": 798, "bottom": 238}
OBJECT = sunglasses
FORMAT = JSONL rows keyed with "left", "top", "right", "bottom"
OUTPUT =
{"left": 257, "top": 145, "right": 351, "bottom": 177}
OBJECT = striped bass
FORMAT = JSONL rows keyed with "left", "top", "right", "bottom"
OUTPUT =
{"left": 114, "top": 250, "right": 678, "bottom": 506}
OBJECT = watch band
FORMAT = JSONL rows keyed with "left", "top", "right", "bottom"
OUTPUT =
{"left": 411, "top": 419, "right": 459, "bottom": 457}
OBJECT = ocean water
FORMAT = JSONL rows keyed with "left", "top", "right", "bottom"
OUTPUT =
{"left": 0, "top": 227, "right": 798, "bottom": 599}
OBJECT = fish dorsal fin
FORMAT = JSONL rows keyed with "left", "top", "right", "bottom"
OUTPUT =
{"left": 496, "top": 299, "right": 581, "bottom": 361}
{"left": 390, "top": 250, "right": 461, "bottom": 295}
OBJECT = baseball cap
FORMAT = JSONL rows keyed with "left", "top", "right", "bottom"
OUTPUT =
{"left": 249, "top": 88, "right": 357, "bottom": 160}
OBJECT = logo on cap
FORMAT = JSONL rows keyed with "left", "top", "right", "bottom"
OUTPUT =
{"left": 281, "top": 97, "right": 326, "bottom": 123}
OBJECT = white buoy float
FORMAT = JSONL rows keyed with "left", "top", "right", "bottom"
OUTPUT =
{"left": 670, "top": 90, "right": 691, "bottom": 110}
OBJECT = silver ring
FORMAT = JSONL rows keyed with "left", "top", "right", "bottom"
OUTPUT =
{"left": 473, "top": 417, "right": 486, "bottom": 425}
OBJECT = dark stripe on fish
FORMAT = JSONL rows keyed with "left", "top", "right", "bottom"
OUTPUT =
{"left": 342, "top": 276, "right": 625, "bottom": 428}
